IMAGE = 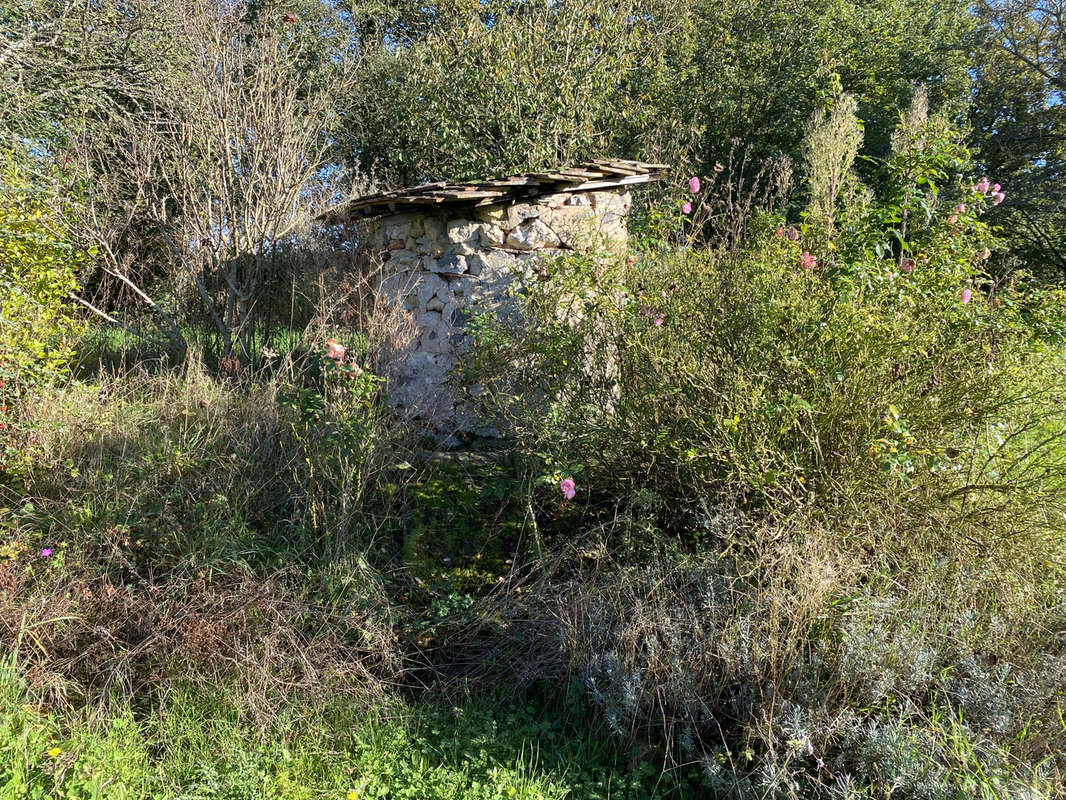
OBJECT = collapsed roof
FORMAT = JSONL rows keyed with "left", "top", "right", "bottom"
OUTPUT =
{"left": 320, "top": 159, "right": 668, "bottom": 223}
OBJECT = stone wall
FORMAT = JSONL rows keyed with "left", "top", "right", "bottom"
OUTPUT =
{"left": 371, "top": 189, "right": 631, "bottom": 439}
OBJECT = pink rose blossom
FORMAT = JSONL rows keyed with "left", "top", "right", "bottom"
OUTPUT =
{"left": 991, "top": 191, "right": 1005, "bottom": 206}
{"left": 560, "top": 477, "right": 576, "bottom": 500}
{"left": 973, "top": 177, "right": 990, "bottom": 194}
{"left": 800, "top": 252, "right": 817, "bottom": 270}
{"left": 688, "top": 176, "right": 701, "bottom": 194}
{"left": 326, "top": 339, "right": 346, "bottom": 361}
{"left": 681, "top": 202, "right": 692, "bottom": 215}
{"left": 654, "top": 314, "right": 665, "bottom": 326}
{"left": 948, "top": 215, "right": 958, "bottom": 225}
{"left": 775, "top": 226, "right": 786, "bottom": 238}
{"left": 961, "top": 288, "right": 972, "bottom": 304}
{"left": 992, "top": 183, "right": 1001, "bottom": 192}
{"left": 954, "top": 203, "right": 966, "bottom": 214}
{"left": 901, "top": 258, "right": 915, "bottom": 273}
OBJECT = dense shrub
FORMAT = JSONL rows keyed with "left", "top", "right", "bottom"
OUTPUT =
{"left": 0, "top": 152, "right": 84, "bottom": 480}
{"left": 468, "top": 103, "right": 1066, "bottom": 564}
{"left": 461, "top": 106, "right": 1066, "bottom": 795}
{"left": 0, "top": 152, "right": 83, "bottom": 389}
{"left": 484, "top": 518, "right": 1064, "bottom": 798}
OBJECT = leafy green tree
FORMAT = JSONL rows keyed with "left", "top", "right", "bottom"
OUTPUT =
{"left": 687, "top": 0, "right": 974, "bottom": 167}
{"left": 340, "top": 0, "right": 974, "bottom": 191}
{"left": 340, "top": 0, "right": 697, "bottom": 184}
{"left": 971, "top": 0, "right": 1066, "bottom": 280}
{"left": 0, "top": 151, "right": 84, "bottom": 392}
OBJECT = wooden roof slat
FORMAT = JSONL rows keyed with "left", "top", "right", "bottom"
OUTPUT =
{"left": 320, "top": 160, "right": 667, "bottom": 220}
{"left": 388, "top": 195, "right": 446, "bottom": 205}
{"left": 588, "top": 160, "right": 643, "bottom": 176}
{"left": 408, "top": 181, "right": 450, "bottom": 191}
{"left": 527, "top": 171, "right": 588, "bottom": 182}
{"left": 561, "top": 173, "right": 658, "bottom": 192}
{"left": 422, "top": 188, "right": 508, "bottom": 199}
{"left": 472, "top": 176, "right": 543, "bottom": 187}
{"left": 558, "top": 168, "right": 605, "bottom": 180}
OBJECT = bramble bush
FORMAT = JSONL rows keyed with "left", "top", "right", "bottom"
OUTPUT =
{"left": 464, "top": 98, "right": 1066, "bottom": 795}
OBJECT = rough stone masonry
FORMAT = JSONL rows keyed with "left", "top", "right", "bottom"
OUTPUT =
{"left": 321, "top": 160, "right": 666, "bottom": 440}
{"left": 372, "top": 191, "right": 629, "bottom": 437}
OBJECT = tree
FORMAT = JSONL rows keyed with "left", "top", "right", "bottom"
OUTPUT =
{"left": 0, "top": 149, "right": 84, "bottom": 392}
{"left": 972, "top": 1, "right": 1066, "bottom": 280}
{"left": 339, "top": 0, "right": 974, "bottom": 191}
{"left": 686, "top": 0, "right": 974, "bottom": 169}
{"left": 58, "top": 0, "right": 361, "bottom": 359}
{"left": 339, "top": 0, "right": 698, "bottom": 185}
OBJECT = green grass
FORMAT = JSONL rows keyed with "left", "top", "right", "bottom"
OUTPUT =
{"left": 1, "top": 660, "right": 702, "bottom": 800}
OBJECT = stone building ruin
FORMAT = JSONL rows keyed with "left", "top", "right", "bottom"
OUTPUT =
{"left": 322, "top": 160, "right": 666, "bottom": 439}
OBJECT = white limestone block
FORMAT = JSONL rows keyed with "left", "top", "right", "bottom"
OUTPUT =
{"left": 447, "top": 219, "right": 482, "bottom": 244}
{"left": 506, "top": 218, "right": 561, "bottom": 250}
{"left": 478, "top": 224, "right": 505, "bottom": 248}
{"left": 504, "top": 203, "right": 543, "bottom": 229}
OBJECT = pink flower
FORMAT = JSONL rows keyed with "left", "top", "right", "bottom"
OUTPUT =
{"left": 992, "top": 183, "right": 1001, "bottom": 192}
{"left": 800, "top": 252, "right": 817, "bottom": 270}
{"left": 681, "top": 202, "right": 692, "bottom": 215}
{"left": 688, "top": 176, "right": 701, "bottom": 194}
{"left": 973, "top": 177, "right": 990, "bottom": 194}
{"left": 954, "top": 203, "right": 966, "bottom": 214}
{"left": 654, "top": 314, "right": 665, "bottom": 326}
{"left": 325, "top": 339, "right": 346, "bottom": 361}
{"left": 787, "top": 227, "right": 800, "bottom": 241}
{"left": 991, "top": 191, "right": 1005, "bottom": 206}
{"left": 948, "top": 215, "right": 958, "bottom": 225}
{"left": 901, "top": 257, "right": 915, "bottom": 273}
{"left": 559, "top": 477, "right": 576, "bottom": 500}
{"left": 960, "top": 288, "right": 972, "bottom": 304}
{"left": 40, "top": 548, "right": 53, "bottom": 558}
{"left": 775, "top": 226, "right": 786, "bottom": 238}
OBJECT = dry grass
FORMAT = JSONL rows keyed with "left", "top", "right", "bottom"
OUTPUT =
{"left": 1, "top": 563, "right": 398, "bottom": 722}
{"left": 0, "top": 356, "right": 411, "bottom": 721}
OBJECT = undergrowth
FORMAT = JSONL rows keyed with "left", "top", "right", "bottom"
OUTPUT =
{"left": 3, "top": 96, "right": 1066, "bottom": 800}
